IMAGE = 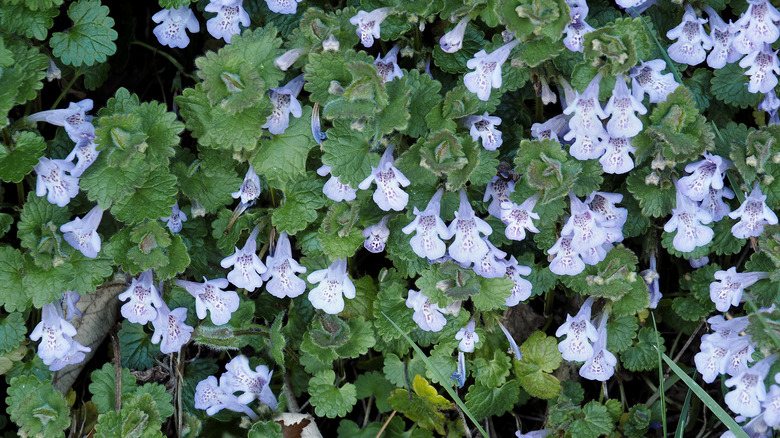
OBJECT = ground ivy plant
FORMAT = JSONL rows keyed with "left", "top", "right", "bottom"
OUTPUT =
{"left": 2, "top": 0, "right": 780, "bottom": 436}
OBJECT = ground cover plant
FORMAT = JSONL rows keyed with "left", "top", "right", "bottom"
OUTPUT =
{"left": 1, "top": 0, "right": 780, "bottom": 436}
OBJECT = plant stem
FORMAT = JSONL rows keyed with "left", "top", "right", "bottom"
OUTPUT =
{"left": 50, "top": 73, "right": 81, "bottom": 110}
{"left": 130, "top": 41, "right": 198, "bottom": 81}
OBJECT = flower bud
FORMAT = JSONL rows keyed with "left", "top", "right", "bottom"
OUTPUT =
{"left": 322, "top": 34, "right": 339, "bottom": 51}
{"left": 439, "top": 16, "right": 469, "bottom": 53}
{"left": 274, "top": 48, "right": 306, "bottom": 71}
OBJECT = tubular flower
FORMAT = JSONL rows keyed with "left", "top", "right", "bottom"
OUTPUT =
{"left": 739, "top": 43, "right": 780, "bottom": 94}
{"left": 406, "top": 289, "right": 446, "bottom": 332}
{"left": 363, "top": 216, "right": 390, "bottom": 254}
{"left": 262, "top": 74, "right": 305, "bottom": 135}
{"left": 194, "top": 376, "right": 258, "bottom": 419}
{"left": 556, "top": 297, "right": 598, "bottom": 362}
{"left": 703, "top": 6, "right": 741, "bottom": 69}
{"left": 725, "top": 355, "right": 777, "bottom": 417}
{"left": 599, "top": 136, "right": 637, "bottom": 174}
{"left": 665, "top": 4, "right": 712, "bottom": 66}
{"left": 205, "top": 0, "right": 250, "bottom": 43}
{"left": 447, "top": 189, "right": 492, "bottom": 266}
{"left": 65, "top": 137, "right": 99, "bottom": 178}
{"left": 262, "top": 232, "right": 307, "bottom": 298}
{"left": 34, "top": 157, "right": 79, "bottom": 207}
{"left": 150, "top": 301, "right": 193, "bottom": 354}
{"left": 563, "top": 12, "right": 595, "bottom": 53}
{"left": 374, "top": 46, "right": 403, "bottom": 83}
{"left": 677, "top": 153, "right": 731, "bottom": 202}
{"left": 220, "top": 355, "right": 278, "bottom": 409}
{"left": 162, "top": 202, "right": 187, "bottom": 234}
{"left": 317, "top": 165, "right": 357, "bottom": 202}
{"left": 563, "top": 74, "right": 607, "bottom": 137}
{"left": 402, "top": 188, "right": 449, "bottom": 260}
{"left": 709, "top": 267, "right": 769, "bottom": 312}
{"left": 265, "top": 0, "right": 303, "bottom": 15}
{"left": 232, "top": 166, "right": 262, "bottom": 205}
{"left": 604, "top": 75, "right": 647, "bottom": 138}
{"left": 439, "top": 16, "right": 469, "bottom": 53}
{"left": 729, "top": 183, "right": 778, "bottom": 238}
{"left": 532, "top": 114, "right": 569, "bottom": 142}
{"left": 60, "top": 206, "right": 103, "bottom": 258}
{"left": 472, "top": 238, "right": 508, "bottom": 279}
{"left": 504, "top": 256, "right": 533, "bottom": 306}
{"left": 350, "top": 8, "right": 392, "bottom": 48}
{"left": 455, "top": 319, "right": 479, "bottom": 353}
{"left": 359, "top": 144, "right": 410, "bottom": 211}
{"left": 118, "top": 270, "right": 164, "bottom": 324}
{"left": 548, "top": 236, "right": 585, "bottom": 276}
{"left": 629, "top": 59, "right": 680, "bottom": 103}
{"left": 734, "top": 0, "right": 780, "bottom": 48}
{"left": 500, "top": 196, "right": 541, "bottom": 242}
{"left": 221, "top": 227, "right": 267, "bottom": 292}
{"left": 498, "top": 321, "right": 523, "bottom": 360}
{"left": 28, "top": 99, "right": 95, "bottom": 142}
{"left": 561, "top": 193, "right": 608, "bottom": 254}
{"left": 307, "top": 259, "right": 355, "bottom": 315}
{"left": 463, "top": 39, "right": 521, "bottom": 101}
{"left": 30, "top": 303, "right": 80, "bottom": 366}
{"left": 175, "top": 277, "right": 240, "bottom": 326}
{"left": 579, "top": 313, "right": 617, "bottom": 381}
{"left": 484, "top": 176, "right": 515, "bottom": 219}
{"left": 664, "top": 187, "right": 713, "bottom": 253}
{"left": 152, "top": 7, "right": 200, "bottom": 49}
{"left": 465, "top": 112, "right": 503, "bottom": 151}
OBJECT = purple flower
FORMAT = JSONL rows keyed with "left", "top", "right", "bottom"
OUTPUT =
{"left": 629, "top": 59, "right": 680, "bottom": 104}
{"left": 678, "top": 153, "right": 731, "bottom": 202}
{"left": 265, "top": 0, "right": 302, "bottom": 15}
{"left": 402, "top": 189, "right": 449, "bottom": 260}
{"left": 740, "top": 43, "right": 780, "bottom": 94}
{"left": 374, "top": 46, "right": 403, "bottom": 83}
{"left": 262, "top": 75, "right": 304, "bottom": 135}
{"left": 194, "top": 375, "right": 258, "bottom": 419}
{"left": 516, "top": 430, "right": 551, "bottom": 438}
{"left": 726, "top": 337, "right": 757, "bottom": 377}
{"left": 500, "top": 196, "right": 540, "bottom": 242}
{"left": 118, "top": 270, "right": 164, "bottom": 324}
{"left": 548, "top": 236, "right": 585, "bottom": 276}
{"left": 28, "top": 99, "right": 95, "bottom": 142}
{"left": 65, "top": 137, "right": 99, "bottom": 178}
{"left": 261, "top": 232, "right": 307, "bottom": 299}
{"left": 447, "top": 189, "right": 492, "bottom": 266}
{"left": 484, "top": 176, "right": 515, "bottom": 219}
{"left": 232, "top": 166, "right": 261, "bottom": 205}
{"left": 350, "top": 8, "right": 392, "bottom": 48}
{"left": 725, "top": 355, "right": 777, "bottom": 417}
{"left": 643, "top": 252, "right": 662, "bottom": 308}
{"left": 563, "top": 74, "right": 607, "bottom": 137}
{"left": 463, "top": 39, "right": 521, "bottom": 101}
{"left": 34, "top": 157, "right": 79, "bottom": 207}
{"left": 734, "top": 0, "right": 780, "bottom": 48}
{"left": 555, "top": 297, "right": 597, "bottom": 362}
{"left": 274, "top": 48, "right": 306, "bottom": 71}
{"left": 599, "top": 136, "right": 637, "bottom": 174}
{"left": 604, "top": 75, "right": 646, "bottom": 138}
{"left": 358, "top": 144, "right": 410, "bottom": 211}
{"left": 152, "top": 7, "right": 200, "bottom": 49}
{"left": 709, "top": 267, "right": 769, "bottom": 312}
{"left": 62, "top": 291, "right": 82, "bottom": 321}
{"left": 161, "top": 202, "right": 187, "bottom": 234}
{"left": 322, "top": 35, "right": 339, "bottom": 51}
{"left": 60, "top": 206, "right": 103, "bottom": 258}
{"left": 532, "top": 115, "right": 568, "bottom": 142}
{"left": 363, "top": 216, "right": 390, "bottom": 254}
{"left": 498, "top": 321, "right": 522, "bottom": 360}
{"left": 472, "top": 238, "right": 508, "bottom": 279}
{"left": 579, "top": 313, "right": 617, "bottom": 381}
{"left": 585, "top": 191, "right": 627, "bottom": 228}
{"left": 317, "top": 165, "right": 357, "bottom": 202}
{"left": 406, "top": 290, "right": 446, "bottom": 332}
{"left": 504, "top": 256, "right": 533, "bottom": 307}
{"left": 703, "top": 6, "right": 741, "bottom": 69}
{"left": 439, "top": 16, "right": 469, "bottom": 53}
{"left": 563, "top": 12, "right": 595, "bottom": 53}
{"left": 307, "top": 259, "right": 355, "bottom": 315}
{"left": 175, "top": 277, "right": 240, "bottom": 326}
{"left": 666, "top": 4, "right": 712, "bottom": 66}
{"left": 763, "top": 384, "right": 780, "bottom": 426}
{"left": 455, "top": 319, "right": 479, "bottom": 353}
{"left": 664, "top": 188, "right": 713, "bottom": 253}
{"left": 701, "top": 187, "right": 735, "bottom": 222}
{"left": 205, "top": 0, "right": 250, "bottom": 43}
{"left": 465, "top": 112, "right": 503, "bottom": 151}
{"left": 151, "top": 301, "right": 193, "bottom": 354}
{"left": 567, "top": 131, "right": 607, "bottom": 160}
{"left": 30, "top": 303, "right": 79, "bottom": 365}
{"left": 48, "top": 339, "right": 91, "bottom": 371}
{"left": 221, "top": 227, "right": 267, "bottom": 292}
{"left": 220, "top": 355, "right": 277, "bottom": 409}
{"left": 729, "top": 183, "right": 778, "bottom": 238}
{"left": 452, "top": 351, "right": 466, "bottom": 388}
{"left": 561, "top": 193, "right": 608, "bottom": 253}
{"left": 695, "top": 336, "right": 731, "bottom": 383}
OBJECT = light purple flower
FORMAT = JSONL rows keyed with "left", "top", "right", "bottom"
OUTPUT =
{"left": 34, "top": 157, "right": 79, "bottom": 207}
{"left": 500, "top": 196, "right": 540, "bottom": 242}
{"left": 60, "top": 206, "right": 103, "bottom": 258}
{"left": 265, "top": 0, "right": 302, "bottom": 15}
{"left": 402, "top": 189, "right": 449, "bottom": 260}
{"left": 62, "top": 291, "right": 82, "bottom": 321}
{"left": 599, "top": 136, "right": 636, "bottom": 174}
{"left": 703, "top": 6, "right": 741, "bottom": 69}
{"left": 205, "top": 0, "right": 250, "bottom": 43}
{"left": 221, "top": 227, "right": 267, "bottom": 292}
{"left": 48, "top": 339, "right": 91, "bottom": 371}
{"left": 505, "top": 256, "right": 533, "bottom": 307}
{"left": 729, "top": 183, "right": 778, "bottom": 238}
{"left": 350, "top": 8, "right": 392, "bottom": 48}
{"left": 472, "top": 238, "right": 507, "bottom": 279}
{"left": 484, "top": 176, "right": 515, "bottom": 219}
{"left": 374, "top": 46, "right": 403, "bottom": 83}
{"left": 455, "top": 319, "right": 479, "bottom": 353}
{"left": 317, "top": 165, "right": 357, "bottom": 202}
{"left": 220, "top": 355, "right": 277, "bottom": 409}
{"left": 709, "top": 267, "right": 769, "bottom": 312}
{"left": 666, "top": 4, "right": 712, "bottom": 66}
{"left": 307, "top": 259, "right": 355, "bottom": 315}
{"left": 678, "top": 153, "right": 731, "bottom": 202}
{"left": 439, "top": 16, "right": 469, "bottom": 53}
{"left": 567, "top": 131, "right": 607, "bottom": 160}
{"left": 725, "top": 355, "right": 777, "bottom": 417}
{"left": 118, "top": 270, "right": 164, "bottom": 324}
{"left": 151, "top": 302, "right": 193, "bottom": 354}
{"left": 556, "top": 296, "right": 597, "bottom": 362}
{"left": 162, "top": 202, "right": 187, "bottom": 234}
{"left": 701, "top": 187, "right": 735, "bottom": 222}
{"left": 274, "top": 48, "right": 306, "bottom": 71}
{"left": 452, "top": 351, "right": 466, "bottom": 388}
{"left": 406, "top": 289, "right": 446, "bottom": 332}
{"left": 262, "top": 232, "right": 307, "bottom": 299}
{"left": 28, "top": 99, "right": 95, "bottom": 142}
{"left": 463, "top": 39, "right": 521, "bottom": 101}
{"left": 232, "top": 166, "right": 261, "bottom": 205}
{"left": 548, "top": 236, "right": 585, "bottom": 276}
{"left": 363, "top": 216, "right": 390, "bottom": 254}
{"left": 604, "top": 75, "right": 646, "bottom": 138}
{"left": 561, "top": 193, "right": 607, "bottom": 253}
{"left": 175, "top": 277, "right": 240, "bottom": 326}
{"left": 194, "top": 375, "right": 258, "bottom": 419}
{"left": 262, "top": 75, "right": 304, "bottom": 135}
{"left": 643, "top": 252, "right": 662, "bottom": 308}
{"left": 735, "top": 0, "right": 780, "bottom": 47}
{"left": 579, "top": 313, "right": 616, "bottom": 381}
{"left": 532, "top": 114, "right": 569, "bottom": 142}
{"left": 359, "top": 144, "right": 410, "bottom": 211}
{"left": 695, "top": 336, "right": 732, "bottom": 383}
{"left": 465, "top": 112, "right": 503, "bottom": 151}
{"left": 516, "top": 430, "right": 551, "bottom": 438}
{"left": 447, "top": 189, "right": 492, "bottom": 266}
{"left": 65, "top": 137, "right": 99, "bottom": 178}
{"left": 498, "top": 321, "right": 522, "bottom": 360}
{"left": 726, "top": 337, "right": 757, "bottom": 377}
{"left": 152, "top": 7, "right": 200, "bottom": 49}
{"left": 563, "top": 74, "right": 607, "bottom": 137}
{"left": 707, "top": 314, "right": 750, "bottom": 339}
{"left": 563, "top": 13, "right": 595, "bottom": 53}
{"left": 30, "top": 303, "right": 78, "bottom": 365}
{"left": 585, "top": 191, "right": 627, "bottom": 228}
{"left": 322, "top": 35, "right": 339, "bottom": 51}
{"left": 763, "top": 384, "right": 780, "bottom": 426}
{"left": 629, "top": 59, "right": 680, "bottom": 103}
{"left": 664, "top": 188, "right": 713, "bottom": 253}
{"left": 740, "top": 43, "right": 780, "bottom": 94}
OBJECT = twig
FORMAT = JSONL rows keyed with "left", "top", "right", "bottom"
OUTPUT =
{"left": 374, "top": 410, "right": 397, "bottom": 438}
{"left": 672, "top": 320, "right": 704, "bottom": 364}
{"left": 109, "top": 328, "right": 122, "bottom": 412}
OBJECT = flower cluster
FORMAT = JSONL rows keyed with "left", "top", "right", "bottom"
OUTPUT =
{"left": 556, "top": 298, "right": 617, "bottom": 381}
{"left": 30, "top": 297, "right": 91, "bottom": 371}
{"left": 195, "top": 355, "right": 277, "bottom": 420}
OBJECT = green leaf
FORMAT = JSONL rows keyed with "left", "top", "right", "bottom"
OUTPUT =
{"left": 0, "top": 247, "right": 30, "bottom": 312}
{"left": 321, "top": 119, "right": 379, "bottom": 187}
{"left": 625, "top": 167, "right": 676, "bottom": 218}
{"left": 402, "top": 70, "right": 443, "bottom": 138}
{"left": 517, "top": 35, "right": 565, "bottom": 67}
{"left": 464, "top": 380, "right": 521, "bottom": 421}
{"left": 0, "top": 2, "right": 59, "bottom": 40}
{"left": 248, "top": 421, "right": 283, "bottom": 438}
{"left": 271, "top": 175, "right": 326, "bottom": 234}
{"left": 515, "top": 331, "right": 562, "bottom": 399}
{"left": 269, "top": 312, "right": 286, "bottom": 367}
{"left": 372, "top": 268, "right": 416, "bottom": 342}
{"left": 7, "top": 376, "right": 70, "bottom": 438}
{"left": 711, "top": 62, "right": 762, "bottom": 109}
{"left": 118, "top": 323, "right": 157, "bottom": 371}
{"left": 374, "top": 75, "right": 411, "bottom": 136}
{"left": 49, "top": 0, "right": 117, "bottom": 66}
{"left": 81, "top": 62, "right": 111, "bottom": 90}
{"left": 561, "top": 246, "right": 645, "bottom": 301}
{"left": 606, "top": 315, "right": 638, "bottom": 353}
{"left": 387, "top": 374, "right": 454, "bottom": 434}
{"left": 472, "top": 350, "right": 511, "bottom": 387}
{"left": 106, "top": 221, "right": 190, "bottom": 280}
{"left": 250, "top": 106, "right": 317, "bottom": 185}
{"left": 355, "top": 371, "right": 395, "bottom": 413}
{"left": 308, "top": 370, "right": 357, "bottom": 418}
{"left": 89, "top": 363, "right": 137, "bottom": 414}
{"left": 622, "top": 327, "right": 666, "bottom": 372}
{"left": 497, "top": 0, "right": 570, "bottom": 40}
{"left": 173, "top": 149, "right": 242, "bottom": 214}
{"left": 472, "top": 276, "right": 514, "bottom": 311}
{"left": 0, "top": 131, "right": 46, "bottom": 183}
{"left": 0, "top": 313, "right": 27, "bottom": 355}
{"left": 570, "top": 401, "right": 614, "bottom": 438}
{"left": 583, "top": 18, "right": 651, "bottom": 76}
{"left": 0, "top": 39, "right": 48, "bottom": 122}
{"left": 196, "top": 52, "right": 266, "bottom": 114}
{"left": 23, "top": 252, "right": 113, "bottom": 306}
{"left": 514, "top": 139, "right": 582, "bottom": 204}
{"left": 624, "top": 404, "right": 652, "bottom": 437}
{"left": 110, "top": 165, "right": 178, "bottom": 225}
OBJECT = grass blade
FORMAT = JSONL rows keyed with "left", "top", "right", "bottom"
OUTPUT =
{"left": 381, "top": 311, "right": 489, "bottom": 438}
{"left": 675, "top": 385, "right": 694, "bottom": 438}
{"left": 661, "top": 353, "right": 749, "bottom": 438}
{"left": 650, "top": 313, "right": 668, "bottom": 438}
